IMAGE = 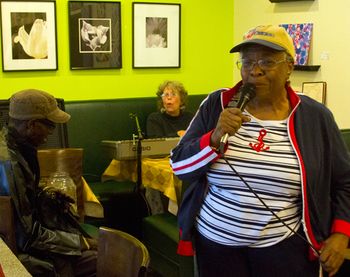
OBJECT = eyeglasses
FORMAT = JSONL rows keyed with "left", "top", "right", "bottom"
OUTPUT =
{"left": 35, "top": 119, "right": 56, "bottom": 130}
{"left": 161, "top": 92, "right": 179, "bottom": 98}
{"left": 236, "top": 58, "right": 287, "bottom": 71}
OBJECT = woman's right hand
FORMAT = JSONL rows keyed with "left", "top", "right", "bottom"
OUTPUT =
{"left": 210, "top": 108, "right": 251, "bottom": 148}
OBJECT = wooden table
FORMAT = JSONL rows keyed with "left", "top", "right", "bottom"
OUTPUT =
{"left": 102, "top": 157, "right": 182, "bottom": 214}
{"left": 0, "top": 238, "right": 31, "bottom": 276}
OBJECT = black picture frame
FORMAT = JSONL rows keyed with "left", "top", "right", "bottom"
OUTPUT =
{"left": 0, "top": 1, "right": 58, "bottom": 72}
{"left": 68, "top": 1, "right": 122, "bottom": 70}
{"left": 132, "top": 2, "right": 181, "bottom": 68}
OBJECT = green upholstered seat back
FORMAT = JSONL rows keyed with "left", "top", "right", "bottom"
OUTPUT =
{"left": 65, "top": 95, "right": 206, "bottom": 182}
{"left": 65, "top": 98, "right": 154, "bottom": 181}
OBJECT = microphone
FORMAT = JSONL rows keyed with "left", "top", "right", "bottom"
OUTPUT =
{"left": 218, "top": 83, "right": 256, "bottom": 154}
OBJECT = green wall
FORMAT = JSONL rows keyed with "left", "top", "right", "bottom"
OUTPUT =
{"left": 0, "top": 0, "right": 234, "bottom": 100}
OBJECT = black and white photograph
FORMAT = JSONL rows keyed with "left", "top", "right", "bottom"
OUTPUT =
{"left": 79, "top": 19, "right": 111, "bottom": 53}
{"left": 146, "top": 17, "right": 168, "bottom": 48}
{"left": 133, "top": 3, "right": 181, "bottom": 68}
{"left": 0, "top": 1, "right": 57, "bottom": 71}
{"left": 69, "top": 1, "right": 122, "bottom": 70}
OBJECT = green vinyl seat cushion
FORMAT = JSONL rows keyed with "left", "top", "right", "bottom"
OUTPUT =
{"left": 80, "top": 222, "right": 99, "bottom": 239}
{"left": 341, "top": 129, "right": 350, "bottom": 151}
{"left": 143, "top": 212, "right": 179, "bottom": 262}
{"left": 142, "top": 212, "right": 194, "bottom": 277}
{"left": 142, "top": 180, "right": 194, "bottom": 277}
{"left": 88, "top": 180, "right": 135, "bottom": 202}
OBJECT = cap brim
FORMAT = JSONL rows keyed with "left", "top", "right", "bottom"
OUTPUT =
{"left": 47, "top": 108, "right": 71, "bottom": 124}
{"left": 230, "top": 39, "right": 285, "bottom": 53}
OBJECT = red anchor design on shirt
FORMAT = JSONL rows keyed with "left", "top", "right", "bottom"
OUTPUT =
{"left": 249, "top": 129, "right": 270, "bottom": 152}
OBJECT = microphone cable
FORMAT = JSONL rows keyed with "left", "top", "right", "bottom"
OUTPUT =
{"left": 221, "top": 154, "right": 320, "bottom": 256}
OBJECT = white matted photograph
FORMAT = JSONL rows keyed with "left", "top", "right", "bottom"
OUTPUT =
{"left": 0, "top": 1, "right": 57, "bottom": 71}
{"left": 133, "top": 2, "right": 181, "bottom": 68}
{"left": 302, "top": 81, "right": 327, "bottom": 104}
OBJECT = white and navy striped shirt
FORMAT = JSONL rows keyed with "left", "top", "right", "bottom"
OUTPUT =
{"left": 196, "top": 112, "right": 301, "bottom": 248}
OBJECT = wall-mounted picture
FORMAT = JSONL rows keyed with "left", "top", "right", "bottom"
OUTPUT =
{"left": 302, "top": 81, "right": 327, "bottom": 105}
{"left": 68, "top": 1, "right": 122, "bottom": 70}
{"left": 280, "top": 23, "right": 313, "bottom": 66}
{"left": 133, "top": 3, "right": 181, "bottom": 68}
{"left": 0, "top": 1, "right": 57, "bottom": 71}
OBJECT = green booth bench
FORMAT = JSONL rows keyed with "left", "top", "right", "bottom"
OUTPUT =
{"left": 64, "top": 95, "right": 206, "bottom": 277}
{"left": 65, "top": 95, "right": 206, "bottom": 187}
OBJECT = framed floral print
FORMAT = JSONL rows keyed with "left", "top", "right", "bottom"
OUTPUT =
{"left": 0, "top": 1, "right": 58, "bottom": 71}
{"left": 132, "top": 2, "right": 181, "bottom": 68}
{"left": 68, "top": 1, "right": 122, "bottom": 70}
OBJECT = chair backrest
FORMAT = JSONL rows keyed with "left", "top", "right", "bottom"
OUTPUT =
{"left": 0, "top": 196, "right": 17, "bottom": 254}
{"left": 97, "top": 226, "right": 150, "bottom": 277}
{"left": 37, "top": 148, "right": 84, "bottom": 219}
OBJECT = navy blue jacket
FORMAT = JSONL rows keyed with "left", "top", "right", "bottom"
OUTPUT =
{"left": 170, "top": 82, "right": 350, "bottom": 256}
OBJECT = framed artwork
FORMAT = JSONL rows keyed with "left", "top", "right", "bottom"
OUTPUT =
{"left": 280, "top": 23, "right": 313, "bottom": 66}
{"left": 0, "top": 1, "right": 58, "bottom": 71}
{"left": 302, "top": 81, "right": 327, "bottom": 104}
{"left": 132, "top": 2, "right": 181, "bottom": 68}
{"left": 68, "top": 1, "right": 122, "bottom": 70}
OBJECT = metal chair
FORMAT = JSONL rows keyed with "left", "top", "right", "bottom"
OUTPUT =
{"left": 97, "top": 226, "right": 150, "bottom": 277}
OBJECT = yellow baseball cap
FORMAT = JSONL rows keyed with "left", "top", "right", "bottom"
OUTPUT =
{"left": 230, "top": 25, "right": 295, "bottom": 60}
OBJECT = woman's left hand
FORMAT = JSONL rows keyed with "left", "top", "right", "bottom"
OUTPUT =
{"left": 319, "top": 233, "right": 349, "bottom": 276}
